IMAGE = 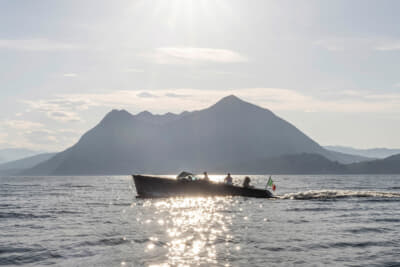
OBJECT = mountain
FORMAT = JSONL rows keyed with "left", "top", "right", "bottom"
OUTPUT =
{"left": 323, "top": 149, "right": 370, "bottom": 164}
{"left": 24, "top": 95, "right": 369, "bottom": 175}
{"left": 222, "top": 152, "right": 400, "bottom": 174}
{"left": 0, "top": 153, "right": 56, "bottom": 176}
{"left": 325, "top": 145, "right": 400, "bottom": 159}
{"left": 217, "top": 153, "right": 347, "bottom": 174}
{"left": 347, "top": 154, "right": 400, "bottom": 174}
{"left": 0, "top": 148, "right": 43, "bottom": 164}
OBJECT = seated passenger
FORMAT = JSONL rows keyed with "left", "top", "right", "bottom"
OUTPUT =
{"left": 242, "top": 176, "right": 253, "bottom": 188}
{"left": 224, "top": 173, "right": 233, "bottom": 185}
{"left": 203, "top": 172, "right": 210, "bottom": 182}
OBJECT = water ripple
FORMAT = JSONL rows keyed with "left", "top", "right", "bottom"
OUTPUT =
{"left": 1, "top": 175, "right": 400, "bottom": 266}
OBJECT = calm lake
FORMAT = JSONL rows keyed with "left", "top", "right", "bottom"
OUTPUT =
{"left": 1, "top": 175, "right": 399, "bottom": 266}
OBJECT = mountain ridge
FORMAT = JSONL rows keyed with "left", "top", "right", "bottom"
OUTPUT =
{"left": 0, "top": 148, "right": 44, "bottom": 164}
{"left": 23, "top": 95, "right": 381, "bottom": 175}
{"left": 0, "top": 152, "right": 56, "bottom": 175}
{"left": 325, "top": 145, "right": 400, "bottom": 159}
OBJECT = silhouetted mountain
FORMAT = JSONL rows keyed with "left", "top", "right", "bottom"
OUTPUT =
{"left": 0, "top": 152, "right": 56, "bottom": 175}
{"left": 217, "top": 153, "right": 347, "bottom": 174}
{"left": 0, "top": 148, "right": 43, "bottom": 163}
{"left": 135, "top": 111, "right": 180, "bottom": 125}
{"left": 218, "top": 152, "right": 400, "bottom": 174}
{"left": 323, "top": 149, "right": 370, "bottom": 164}
{"left": 325, "top": 145, "right": 400, "bottom": 159}
{"left": 347, "top": 153, "right": 400, "bottom": 174}
{"left": 24, "top": 95, "right": 372, "bottom": 175}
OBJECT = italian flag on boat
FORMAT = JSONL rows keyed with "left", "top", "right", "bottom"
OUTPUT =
{"left": 267, "top": 176, "right": 276, "bottom": 191}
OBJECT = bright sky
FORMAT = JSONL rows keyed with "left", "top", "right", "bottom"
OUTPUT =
{"left": 1, "top": 0, "right": 400, "bottom": 151}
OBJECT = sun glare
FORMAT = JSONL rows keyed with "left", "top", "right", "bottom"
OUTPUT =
{"left": 148, "top": 196, "right": 233, "bottom": 266}
{"left": 130, "top": 0, "right": 232, "bottom": 30}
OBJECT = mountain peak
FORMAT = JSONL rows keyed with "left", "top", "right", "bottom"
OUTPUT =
{"left": 108, "top": 109, "right": 130, "bottom": 115}
{"left": 211, "top": 95, "right": 249, "bottom": 109}
{"left": 216, "top": 94, "right": 244, "bottom": 105}
{"left": 137, "top": 110, "right": 153, "bottom": 117}
{"left": 101, "top": 109, "right": 133, "bottom": 125}
{"left": 210, "top": 94, "right": 268, "bottom": 114}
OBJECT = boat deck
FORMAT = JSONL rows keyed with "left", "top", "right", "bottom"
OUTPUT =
{"left": 133, "top": 175, "right": 273, "bottom": 198}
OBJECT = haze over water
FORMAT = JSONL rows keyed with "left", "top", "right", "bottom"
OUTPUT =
{"left": 1, "top": 175, "right": 399, "bottom": 266}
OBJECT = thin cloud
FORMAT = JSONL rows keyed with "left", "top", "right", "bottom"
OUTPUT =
{"left": 165, "top": 92, "right": 191, "bottom": 98}
{"left": 148, "top": 47, "right": 247, "bottom": 64}
{"left": 124, "top": 68, "right": 145, "bottom": 73}
{"left": 313, "top": 37, "right": 374, "bottom": 51}
{"left": 24, "top": 88, "right": 400, "bottom": 115}
{"left": 0, "top": 132, "right": 8, "bottom": 144}
{"left": 2, "top": 120, "right": 44, "bottom": 130}
{"left": 26, "top": 130, "right": 59, "bottom": 145}
{"left": 313, "top": 39, "right": 347, "bottom": 51}
{"left": 137, "top": 92, "right": 158, "bottom": 98}
{"left": 0, "top": 39, "right": 84, "bottom": 51}
{"left": 314, "top": 37, "right": 400, "bottom": 52}
{"left": 22, "top": 99, "right": 88, "bottom": 122}
{"left": 23, "top": 98, "right": 92, "bottom": 112}
{"left": 12, "top": 88, "right": 400, "bottom": 151}
{"left": 375, "top": 41, "right": 400, "bottom": 51}
{"left": 48, "top": 111, "right": 81, "bottom": 122}
{"left": 63, "top": 73, "right": 78, "bottom": 77}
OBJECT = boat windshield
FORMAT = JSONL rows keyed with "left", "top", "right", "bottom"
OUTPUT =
{"left": 176, "top": 171, "right": 201, "bottom": 181}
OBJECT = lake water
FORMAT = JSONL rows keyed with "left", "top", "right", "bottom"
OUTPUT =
{"left": 1, "top": 175, "right": 400, "bottom": 266}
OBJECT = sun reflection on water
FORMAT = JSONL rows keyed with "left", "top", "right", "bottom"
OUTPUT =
{"left": 144, "top": 196, "right": 234, "bottom": 266}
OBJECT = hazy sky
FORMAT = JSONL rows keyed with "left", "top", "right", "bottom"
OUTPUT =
{"left": 1, "top": 0, "right": 400, "bottom": 151}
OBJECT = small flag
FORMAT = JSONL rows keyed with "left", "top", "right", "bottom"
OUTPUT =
{"left": 267, "top": 176, "right": 276, "bottom": 191}
{"left": 267, "top": 176, "right": 274, "bottom": 187}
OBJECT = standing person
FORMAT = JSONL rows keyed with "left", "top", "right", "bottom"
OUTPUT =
{"left": 203, "top": 172, "right": 210, "bottom": 182}
{"left": 224, "top": 173, "right": 233, "bottom": 185}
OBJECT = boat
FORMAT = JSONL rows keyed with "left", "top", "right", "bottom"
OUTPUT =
{"left": 132, "top": 172, "right": 274, "bottom": 198}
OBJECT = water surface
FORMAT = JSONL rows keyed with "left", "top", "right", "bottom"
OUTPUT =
{"left": 1, "top": 175, "right": 399, "bottom": 266}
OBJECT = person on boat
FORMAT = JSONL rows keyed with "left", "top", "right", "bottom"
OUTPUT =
{"left": 242, "top": 176, "right": 253, "bottom": 188}
{"left": 203, "top": 172, "right": 210, "bottom": 182}
{"left": 224, "top": 173, "right": 233, "bottom": 185}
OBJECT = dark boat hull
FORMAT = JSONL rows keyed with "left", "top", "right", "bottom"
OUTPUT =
{"left": 132, "top": 175, "right": 273, "bottom": 198}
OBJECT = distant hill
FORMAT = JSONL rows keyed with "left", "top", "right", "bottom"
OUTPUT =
{"left": 24, "top": 95, "right": 368, "bottom": 175}
{"left": 0, "top": 153, "right": 56, "bottom": 175}
{"left": 325, "top": 145, "right": 400, "bottom": 159}
{"left": 219, "top": 153, "right": 400, "bottom": 174}
{"left": 323, "top": 149, "right": 371, "bottom": 164}
{"left": 0, "top": 148, "right": 43, "bottom": 164}
{"left": 217, "top": 153, "right": 347, "bottom": 174}
{"left": 347, "top": 154, "right": 400, "bottom": 174}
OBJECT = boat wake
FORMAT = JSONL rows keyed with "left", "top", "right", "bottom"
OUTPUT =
{"left": 276, "top": 190, "right": 400, "bottom": 200}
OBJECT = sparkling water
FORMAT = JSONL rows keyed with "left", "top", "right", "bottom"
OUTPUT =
{"left": 1, "top": 175, "right": 399, "bottom": 266}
